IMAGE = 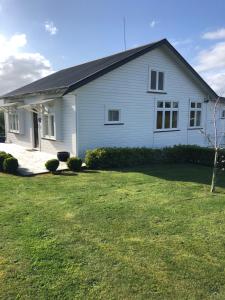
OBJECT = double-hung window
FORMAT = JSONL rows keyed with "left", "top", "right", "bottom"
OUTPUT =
{"left": 156, "top": 101, "right": 179, "bottom": 130}
{"left": 189, "top": 102, "right": 202, "bottom": 127}
{"left": 42, "top": 113, "right": 55, "bottom": 139}
{"left": 9, "top": 111, "right": 19, "bottom": 133}
{"left": 149, "top": 70, "right": 165, "bottom": 92}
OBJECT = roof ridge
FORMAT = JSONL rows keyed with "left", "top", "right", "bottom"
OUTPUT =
{"left": 54, "top": 39, "right": 165, "bottom": 74}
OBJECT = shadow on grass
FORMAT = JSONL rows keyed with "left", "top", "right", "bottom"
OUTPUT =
{"left": 56, "top": 172, "right": 78, "bottom": 176}
{"left": 115, "top": 163, "right": 225, "bottom": 189}
{"left": 53, "top": 169, "right": 100, "bottom": 176}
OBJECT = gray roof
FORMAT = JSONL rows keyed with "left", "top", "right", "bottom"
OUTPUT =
{"left": 1, "top": 38, "right": 218, "bottom": 99}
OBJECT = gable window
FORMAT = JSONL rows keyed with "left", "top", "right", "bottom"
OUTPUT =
{"left": 9, "top": 111, "right": 19, "bottom": 133}
{"left": 189, "top": 102, "right": 202, "bottom": 127}
{"left": 150, "top": 70, "right": 164, "bottom": 91}
{"left": 42, "top": 113, "right": 55, "bottom": 139}
{"left": 156, "top": 101, "right": 179, "bottom": 130}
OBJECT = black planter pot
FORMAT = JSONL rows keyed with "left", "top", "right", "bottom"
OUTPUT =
{"left": 0, "top": 136, "right": 5, "bottom": 143}
{"left": 57, "top": 151, "right": 70, "bottom": 162}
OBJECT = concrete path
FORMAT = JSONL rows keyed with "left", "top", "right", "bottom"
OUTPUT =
{"left": 0, "top": 143, "right": 67, "bottom": 175}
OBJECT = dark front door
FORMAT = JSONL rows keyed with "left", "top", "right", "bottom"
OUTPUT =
{"left": 33, "top": 112, "right": 39, "bottom": 148}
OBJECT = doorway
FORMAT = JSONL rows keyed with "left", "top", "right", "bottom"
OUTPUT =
{"left": 33, "top": 112, "right": 39, "bottom": 148}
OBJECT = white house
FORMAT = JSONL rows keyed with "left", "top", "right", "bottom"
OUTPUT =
{"left": 0, "top": 38, "right": 225, "bottom": 158}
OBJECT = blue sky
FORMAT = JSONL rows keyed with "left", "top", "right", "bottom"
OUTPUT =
{"left": 1, "top": 0, "right": 225, "bottom": 95}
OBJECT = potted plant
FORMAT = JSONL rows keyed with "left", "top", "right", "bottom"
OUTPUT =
{"left": 57, "top": 151, "right": 70, "bottom": 162}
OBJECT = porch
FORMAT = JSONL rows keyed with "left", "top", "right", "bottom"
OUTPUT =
{"left": 0, "top": 143, "right": 67, "bottom": 176}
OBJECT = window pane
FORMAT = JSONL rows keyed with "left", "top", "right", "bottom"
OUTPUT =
{"left": 165, "top": 102, "right": 171, "bottom": 108}
{"left": 173, "top": 102, "right": 178, "bottom": 108}
{"left": 222, "top": 110, "right": 225, "bottom": 118}
{"left": 156, "top": 111, "right": 163, "bottom": 129}
{"left": 158, "top": 72, "right": 164, "bottom": 90}
{"left": 13, "top": 114, "right": 16, "bottom": 130}
{"left": 191, "top": 102, "right": 195, "bottom": 108}
{"left": 157, "top": 101, "right": 163, "bottom": 108}
{"left": 11, "top": 115, "right": 13, "bottom": 130}
{"left": 9, "top": 115, "right": 12, "bottom": 130}
{"left": 50, "top": 115, "right": 55, "bottom": 137}
{"left": 108, "top": 110, "right": 119, "bottom": 122}
{"left": 15, "top": 114, "right": 19, "bottom": 131}
{"left": 196, "top": 111, "right": 201, "bottom": 126}
{"left": 43, "top": 115, "right": 49, "bottom": 136}
{"left": 108, "top": 110, "right": 112, "bottom": 121}
{"left": 165, "top": 111, "right": 170, "bottom": 128}
{"left": 190, "top": 111, "right": 195, "bottom": 127}
{"left": 197, "top": 103, "right": 202, "bottom": 108}
{"left": 172, "top": 111, "right": 178, "bottom": 128}
{"left": 150, "top": 70, "right": 157, "bottom": 90}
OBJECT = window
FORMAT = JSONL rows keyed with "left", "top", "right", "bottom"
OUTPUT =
{"left": 42, "top": 113, "right": 55, "bottom": 138}
{"left": 106, "top": 109, "right": 121, "bottom": 123}
{"left": 222, "top": 110, "right": 225, "bottom": 119}
{"left": 9, "top": 111, "right": 19, "bottom": 133}
{"left": 150, "top": 70, "right": 164, "bottom": 91}
{"left": 189, "top": 102, "right": 202, "bottom": 127}
{"left": 156, "top": 101, "right": 179, "bottom": 130}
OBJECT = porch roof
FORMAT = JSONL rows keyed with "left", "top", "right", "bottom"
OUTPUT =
{"left": 0, "top": 102, "right": 22, "bottom": 112}
{"left": 18, "top": 98, "right": 57, "bottom": 113}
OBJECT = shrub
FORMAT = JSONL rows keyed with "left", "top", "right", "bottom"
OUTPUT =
{"left": 45, "top": 159, "right": 59, "bottom": 173}
{"left": 67, "top": 157, "right": 82, "bottom": 172}
{"left": 0, "top": 152, "right": 13, "bottom": 171}
{"left": 3, "top": 157, "right": 18, "bottom": 174}
{"left": 85, "top": 147, "right": 162, "bottom": 169}
{"left": 85, "top": 145, "right": 225, "bottom": 170}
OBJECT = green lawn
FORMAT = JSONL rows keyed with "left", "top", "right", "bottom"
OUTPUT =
{"left": 1, "top": 164, "right": 225, "bottom": 299}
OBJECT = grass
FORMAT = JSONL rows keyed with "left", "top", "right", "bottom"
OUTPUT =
{"left": 1, "top": 164, "right": 225, "bottom": 299}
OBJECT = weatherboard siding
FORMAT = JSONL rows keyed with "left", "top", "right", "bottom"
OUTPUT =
{"left": 75, "top": 45, "right": 210, "bottom": 157}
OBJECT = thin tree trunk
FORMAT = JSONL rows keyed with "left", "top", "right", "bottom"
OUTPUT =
{"left": 211, "top": 148, "right": 218, "bottom": 193}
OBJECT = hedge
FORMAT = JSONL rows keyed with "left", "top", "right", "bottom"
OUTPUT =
{"left": 85, "top": 145, "right": 225, "bottom": 170}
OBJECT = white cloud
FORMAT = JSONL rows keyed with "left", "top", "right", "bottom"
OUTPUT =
{"left": 0, "top": 33, "right": 53, "bottom": 95}
{"left": 45, "top": 21, "right": 58, "bottom": 35}
{"left": 149, "top": 20, "right": 158, "bottom": 28}
{"left": 171, "top": 38, "right": 192, "bottom": 47}
{"left": 202, "top": 28, "right": 225, "bottom": 40}
{"left": 195, "top": 41, "right": 225, "bottom": 73}
{"left": 203, "top": 72, "right": 225, "bottom": 96}
{"left": 195, "top": 40, "right": 225, "bottom": 96}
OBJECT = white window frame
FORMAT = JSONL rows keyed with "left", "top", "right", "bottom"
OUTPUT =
{"left": 8, "top": 111, "right": 20, "bottom": 133}
{"left": 149, "top": 69, "right": 165, "bottom": 92}
{"left": 42, "top": 112, "right": 56, "bottom": 140}
{"left": 155, "top": 101, "right": 179, "bottom": 131}
{"left": 105, "top": 108, "right": 122, "bottom": 124}
{"left": 189, "top": 101, "right": 202, "bottom": 128}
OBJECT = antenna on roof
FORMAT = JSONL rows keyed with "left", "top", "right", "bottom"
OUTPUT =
{"left": 123, "top": 17, "right": 127, "bottom": 51}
